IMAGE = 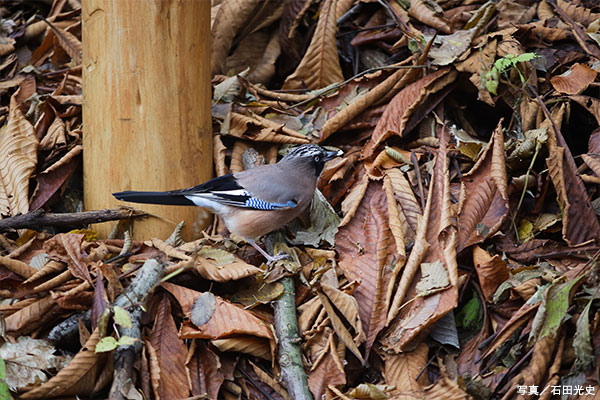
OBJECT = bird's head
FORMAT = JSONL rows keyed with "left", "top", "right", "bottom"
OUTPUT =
{"left": 281, "top": 144, "right": 343, "bottom": 176}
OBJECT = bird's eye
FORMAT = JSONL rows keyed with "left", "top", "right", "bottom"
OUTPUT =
{"left": 314, "top": 155, "right": 321, "bottom": 162}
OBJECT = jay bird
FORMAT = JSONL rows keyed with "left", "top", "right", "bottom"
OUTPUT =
{"left": 113, "top": 144, "right": 343, "bottom": 263}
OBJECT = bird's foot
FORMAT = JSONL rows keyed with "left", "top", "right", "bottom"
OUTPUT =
{"left": 265, "top": 251, "right": 291, "bottom": 266}
{"left": 248, "top": 241, "right": 291, "bottom": 265}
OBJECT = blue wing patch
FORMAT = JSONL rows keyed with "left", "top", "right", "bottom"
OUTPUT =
{"left": 176, "top": 174, "right": 298, "bottom": 210}
{"left": 245, "top": 197, "right": 297, "bottom": 210}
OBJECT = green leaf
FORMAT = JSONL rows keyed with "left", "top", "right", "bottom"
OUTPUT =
{"left": 512, "top": 52, "right": 537, "bottom": 63}
{"left": 113, "top": 306, "right": 133, "bottom": 328}
{"left": 483, "top": 70, "right": 498, "bottom": 95}
{"left": 95, "top": 337, "right": 118, "bottom": 353}
{"left": 116, "top": 336, "right": 137, "bottom": 347}
{"left": 0, "top": 356, "right": 5, "bottom": 380}
{"left": 0, "top": 382, "right": 10, "bottom": 400}
{"left": 539, "top": 276, "right": 583, "bottom": 339}
{"left": 456, "top": 291, "right": 481, "bottom": 330}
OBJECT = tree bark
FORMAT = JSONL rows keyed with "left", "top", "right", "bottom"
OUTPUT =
{"left": 82, "top": 0, "right": 212, "bottom": 240}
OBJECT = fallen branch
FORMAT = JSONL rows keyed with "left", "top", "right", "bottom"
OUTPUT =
{"left": 109, "top": 307, "right": 143, "bottom": 400}
{"left": 0, "top": 207, "right": 147, "bottom": 233}
{"left": 109, "top": 258, "right": 164, "bottom": 400}
{"left": 274, "top": 275, "right": 313, "bottom": 400}
{"left": 266, "top": 234, "right": 312, "bottom": 400}
{"left": 48, "top": 258, "right": 164, "bottom": 348}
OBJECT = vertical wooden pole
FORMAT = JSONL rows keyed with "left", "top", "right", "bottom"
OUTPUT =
{"left": 82, "top": 0, "right": 212, "bottom": 240}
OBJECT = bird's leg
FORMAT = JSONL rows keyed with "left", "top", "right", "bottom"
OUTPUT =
{"left": 248, "top": 241, "right": 290, "bottom": 265}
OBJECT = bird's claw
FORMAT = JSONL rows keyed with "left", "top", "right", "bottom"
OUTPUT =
{"left": 266, "top": 251, "right": 291, "bottom": 265}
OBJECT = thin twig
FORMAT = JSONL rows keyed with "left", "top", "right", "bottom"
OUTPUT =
{"left": 285, "top": 64, "right": 426, "bottom": 110}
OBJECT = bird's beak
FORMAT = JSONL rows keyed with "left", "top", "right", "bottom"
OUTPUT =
{"left": 324, "top": 149, "right": 343, "bottom": 162}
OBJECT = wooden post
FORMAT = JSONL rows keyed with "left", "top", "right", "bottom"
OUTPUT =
{"left": 82, "top": 0, "right": 212, "bottom": 240}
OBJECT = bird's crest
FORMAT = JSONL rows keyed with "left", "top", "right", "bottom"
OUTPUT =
{"left": 282, "top": 144, "right": 327, "bottom": 160}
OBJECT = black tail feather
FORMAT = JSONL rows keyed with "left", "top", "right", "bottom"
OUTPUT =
{"left": 112, "top": 191, "right": 195, "bottom": 206}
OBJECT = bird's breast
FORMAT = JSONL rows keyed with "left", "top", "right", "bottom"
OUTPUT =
{"left": 222, "top": 203, "right": 309, "bottom": 239}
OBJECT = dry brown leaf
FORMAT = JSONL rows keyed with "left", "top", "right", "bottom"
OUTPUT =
{"left": 214, "top": 134, "right": 229, "bottom": 177}
{"left": 457, "top": 120, "right": 508, "bottom": 252}
{"left": 193, "top": 255, "right": 261, "bottom": 282}
{"left": 308, "top": 333, "right": 346, "bottom": 400}
{"left": 423, "top": 375, "right": 471, "bottom": 399}
{"left": 498, "top": 0, "right": 537, "bottom": 28}
{"left": 363, "top": 68, "right": 456, "bottom": 159}
{"left": 408, "top": 0, "right": 452, "bottom": 34}
{"left": 0, "top": 38, "right": 15, "bottom": 57}
{"left": 365, "top": 147, "right": 405, "bottom": 177}
{"left": 39, "top": 116, "right": 66, "bottom": 151}
{"left": 556, "top": 0, "right": 599, "bottom": 26}
{"left": 39, "top": 144, "right": 82, "bottom": 174}
{"left": 382, "top": 341, "right": 429, "bottom": 397}
{"left": 481, "top": 299, "right": 539, "bottom": 360}
{"left": 211, "top": 0, "right": 265, "bottom": 75}
{"left": 0, "top": 298, "right": 37, "bottom": 315}
{"left": 229, "top": 112, "right": 310, "bottom": 144}
{"left": 44, "top": 233, "right": 93, "bottom": 284}
{"left": 538, "top": 336, "right": 565, "bottom": 400}
{"left": 280, "top": 0, "right": 316, "bottom": 55}
{"left": 339, "top": 170, "right": 369, "bottom": 227}
{"left": 384, "top": 168, "right": 421, "bottom": 246}
{"left": 152, "top": 238, "right": 191, "bottom": 261}
{"left": 283, "top": 0, "right": 345, "bottom": 90}
{"left": 187, "top": 342, "right": 225, "bottom": 399}
{"left": 0, "top": 255, "right": 37, "bottom": 279}
{"left": 90, "top": 273, "right": 108, "bottom": 331}
{"left": 24, "top": 260, "right": 65, "bottom": 283}
{"left": 5, "top": 296, "right": 57, "bottom": 334}
{"left": 545, "top": 105, "right": 600, "bottom": 246}
{"left": 32, "top": 270, "right": 73, "bottom": 294}
{"left": 248, "top": 360, "right": 290, "bottom": 400}
{"left": 211, "top": 336, "right": 272, "bottom": 360}
{"left": 317, "top": 284, "right": 364, "bottom": 364}
{"left": 384, "top": 129, "right": 458, "bottom": 348}
{"left": 145, "top": 340, "right": 161, "bottom": 400}
{"left": 519, "top": 21, "right": 570, "bottom": 42}
{"left": 350, "top": 9, "right": 395, "bottom": 47}
{"left": 319, "top": 56, "right": 417, "bottom": 142}
{"left": 472, "top": 246, "right": 509, "bottom": 302}
{"left": 19, "top": 329, "right": 108, "bottom": 399}
{"left": 386, "top": 207, "right": 430, "bottom": 325}
{"left": 508, "top": 334, "right": 561, "bottom": 397}
{"left": 52, "top": 25, "right": 82, "bottom": 64}
{"left": 336, "top": 180, "right": 397, "bottom": 355}
{"left": 0, "top": 94, "right": 38, "bottom": 217}
{"left": 239, "top": 0, "right": 286, "bottom": 38}
{"left": 304, "top": 326, "right": 333, "bottom": 365}
{"left": 582, "top": 153, "right": 600, "bottom": 177}
{"left": 298, "top": 297, "right": 324, "bottom": 335}
{"left": 148, "top": 296, "right": 190, "bottom": 400}
{"left": 382, "top": 174, "right": 407, "bottom": 255}
{"left": 162, "top": 282, "right": 273, "bottom": 341}
{"left": 225, "top": 29, "right": 281, "bottom": 84}
{"left": 550, "top": 63, "right": 598, "bottom": 95}
{"left": 30, "top": 29, "right": 55, "bottom": 67}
